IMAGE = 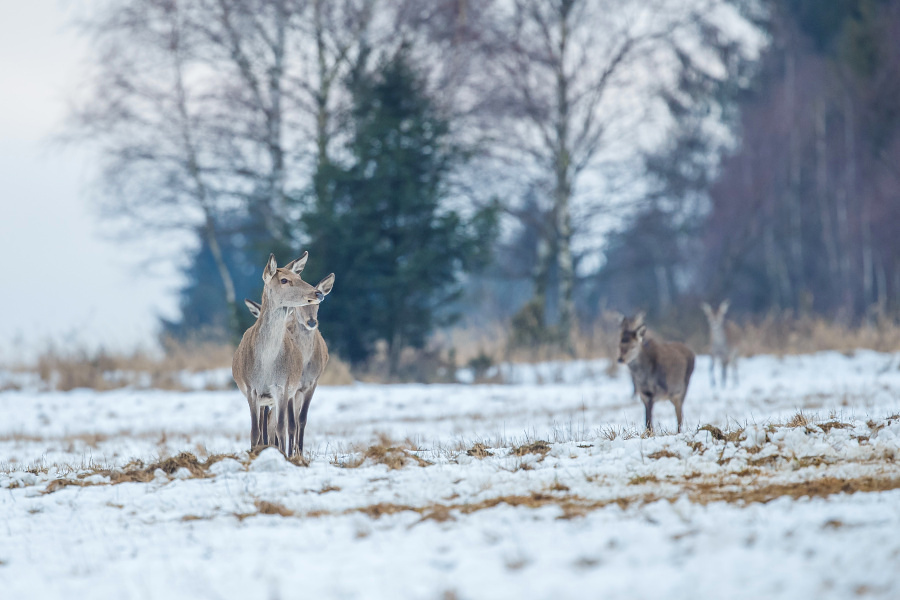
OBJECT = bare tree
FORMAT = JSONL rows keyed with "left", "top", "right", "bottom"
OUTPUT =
{"left": 66, "top": 0, "right": 246, "bottom": 334}
{"left": 475, "top": 0, "right": 754, "bottom": 347}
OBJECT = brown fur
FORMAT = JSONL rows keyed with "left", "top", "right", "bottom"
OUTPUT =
{"left": 244, "top": 272, "right": 334, "bottom": 456}
{"left": 232, "top": 253, "right": 324, "bottom": 456}
{"left": 618, "top": 313, "right": 695, "bottom": 433}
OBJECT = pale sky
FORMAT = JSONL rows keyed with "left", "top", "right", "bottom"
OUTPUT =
{"left": 0, "top": 1, "right": 181, "bottom": 363}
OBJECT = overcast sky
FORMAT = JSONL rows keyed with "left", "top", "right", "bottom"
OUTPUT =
{"left": 0, "top": 1, "right": 181, "bottom": 362}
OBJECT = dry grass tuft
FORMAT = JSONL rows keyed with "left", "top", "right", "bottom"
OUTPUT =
{"left": 698, "top": 424, "right": 744, "bottom": 443}
{"left": 466, "top": 443, "right": 494, "bottom": 459}
{"left": 254, "top": 500, "right": 295, "bottom": 517}
{"left": 511, "top": 440, "right": 552, "bottom": 457}
{"left": 786, "top": 412, "right": 811, "bottom": 428}
{"left": 647, "top": 449, "right": 679, "bottom": 460}
{"left": 628, "top": 474, "right": 659, "bottom": 485}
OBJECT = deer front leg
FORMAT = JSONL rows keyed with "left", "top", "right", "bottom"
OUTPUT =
{"left": 709, "top": 357, "right": 716, "bottom": 387}
{"left": 276, "top": 394, "right": 292, "bottom": 457}
{"left": 641, "top": 392, "right": 654, "bottom": 433}
{"left": 248, "top": 393, "right": 260, "bottom": 448}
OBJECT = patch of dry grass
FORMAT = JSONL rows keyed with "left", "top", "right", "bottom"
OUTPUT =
{"left": 466, "top": 443, "right": 494, "bottom": 459}
{"left": 511, "top": 440, "right": 551, "bottom": 457}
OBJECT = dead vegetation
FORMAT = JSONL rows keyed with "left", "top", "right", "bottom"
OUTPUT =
{"left": 6, "top": 337, "right": 354, "bottom": 392}
{"left": 43, "top": 451, "right": 243, "bottom": 493}
{"left": 466, "top": 443, "right": 493, "bottom": 458}
{"left": 511, "top": 440, "right": 551, "bottom": 457}
{"left": 333, "top": 435, "right": 432, "bottom": 470}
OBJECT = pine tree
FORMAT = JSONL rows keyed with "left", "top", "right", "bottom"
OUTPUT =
{"left": 304, "top": 49, "right": 496, "bottom": 374}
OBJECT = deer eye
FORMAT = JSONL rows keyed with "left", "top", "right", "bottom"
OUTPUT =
{"left": 280, "top": 278, "right": 288, "bottom": 284}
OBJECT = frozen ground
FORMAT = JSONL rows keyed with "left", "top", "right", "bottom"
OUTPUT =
{"left": 2, "top": 351, "right": 900, "bottom": 599}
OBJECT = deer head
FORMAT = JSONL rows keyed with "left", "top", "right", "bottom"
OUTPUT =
{"left": 246, "top": 272, "right": 335, "bottom": 331}
{"left": 294, "top": 273, "right": 335, "bottom": 331}
{"left": 701, "top": 300, "right": 730, "bottom": 325}
{"left": 261, "top": 253, "right": 323, "bottom": 310}
{"left": 618, "top": 312, "right": 646, "bottom": 364}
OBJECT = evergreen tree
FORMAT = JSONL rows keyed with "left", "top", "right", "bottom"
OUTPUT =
{"left": 304, "top": 49, "right": 496, "bottom": 373}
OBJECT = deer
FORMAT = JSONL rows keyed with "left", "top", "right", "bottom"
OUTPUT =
{"left": 232, "top": 252, "right": 324, "bottom": 457}
{"left": 618, "top": 312, "right": 695, "bottom": 434}
{"left": 243, "top": 268, "right": 333, "bottom": 457}
{"left": 701, "top": 300, "right": 740, "bottom": 388}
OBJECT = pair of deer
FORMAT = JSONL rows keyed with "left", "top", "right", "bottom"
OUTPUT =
{"left": 617, "top": 301, "right": 738, "bottom": 434}
{"left": 232, "top": 253, "right": 334, "bottom": 458}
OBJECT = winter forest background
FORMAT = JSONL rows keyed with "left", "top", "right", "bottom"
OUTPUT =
{"left": 63, "top": 0, "right": 900, "bottom": 377}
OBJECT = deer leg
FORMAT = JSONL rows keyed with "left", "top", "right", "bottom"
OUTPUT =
{"left": 709, "top": 357, "right": 716, "bottom": 387}
{"left": 249, "top": 395, "right": 260, "bottom": 448}
{"left": 641, "top": 392, "right": 654, "bottom": 433}
{"left": 296, "top": 385, "right": 318, "bottom": 455}
{"left": 673, "top": 394, "right": 684, "bottom": 434}
{"left": 275, "top": 400, "right": 286, "bottom": 456}
{"left": 260, "top": 406, "right": 267, "bottom": 446}
{"left": 722, "top": 360, "right": 728, "bottom": 388}
{"left": 287, "top": 395, "right": 297, "bottom": 457}
{"left": 732, "top": 358, "right": 739, "bottom": 387}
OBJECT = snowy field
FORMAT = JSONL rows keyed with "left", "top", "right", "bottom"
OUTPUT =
{"left": 2, "top": 351, "right": 900, "bottom": 599}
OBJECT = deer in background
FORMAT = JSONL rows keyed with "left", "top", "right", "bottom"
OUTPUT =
{"left": 244, "top": 268, "right": 333, "bottom": 456}
{"left": 232, "top": 253, "right": 324, "bottom": 456}
{"left": 618, "top": 312, "right": 695, "bottom": 434}
{"left": 701, "top": 300, "right": 740, "bottom": 388}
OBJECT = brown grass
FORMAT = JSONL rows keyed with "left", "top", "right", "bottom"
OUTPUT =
{"left": 336, "top": 436, "right": 432, "bottom": 470}
{"left": 511, "top": 440, "right": 552, "bottom": 457}
{"left": 647, "top": 449, "right": 680, "bottom": 460}
{"left": 13, "top": 337, "right": 354, "bottom": 391}
{"left": 42, "top": 452, "right": 241, "bottom": 493}
{"left": 466, "top": 443, "right": 494, "bottom": 458}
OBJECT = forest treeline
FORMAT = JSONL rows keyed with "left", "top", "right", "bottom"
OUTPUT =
{"left": 66, "top": 0, "right": 900, "bottom": 372}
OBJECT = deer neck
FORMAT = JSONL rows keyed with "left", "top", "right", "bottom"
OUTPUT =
{"left": 254, "top": 294, "right": 293, "bottom": 363}
{"left": 632, "top": 336, "right": 658, "bottom": 367}
{"left": 708, "top": 320, "right": 727, "bottom": 348}
{"left": 291, "top": 315, "right": 318, "bottom": 363}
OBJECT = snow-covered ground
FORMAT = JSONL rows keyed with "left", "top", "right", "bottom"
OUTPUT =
{"left": 2, "top": 351, "right": 900, "bottom": 599}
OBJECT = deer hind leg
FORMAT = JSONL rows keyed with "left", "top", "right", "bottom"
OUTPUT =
{"left": 721, "top": 359, "right": 729, "bottom": 388}
{"left": 709, "top": 356, "right": 716, "bottom": 387}
{"left": 249, "top": 394, "right": 260, "bottom": 448}
{"left": 732, "top": 356, "right": 740, "bottom": 387}
{"left": 287, "top": 395, "right": 298, "bottom": 457}
{"left": 296, "top": 385, "right": 318, "bottom": 455}
{"left": 673, "top": 393, "right": 685, "bottom": 433}
{"left": 641, "top": 392, "right": 654, "bottom": 433}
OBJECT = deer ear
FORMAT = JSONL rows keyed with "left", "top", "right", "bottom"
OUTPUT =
{"left": 316, "top": 273, "right": 335, "bottom": 296}
{"left": 701, "top": 302, "right": 713, "bottom": 317}
{"left": 719, "top": 300, "right": 730, "bottom": 316}
{"left": 286, "top": 251, "right": 309, "bottom": 275}
{"left": 633, "top": 311, "right": 645, "bottom": 327}
{"left": 263, "top": 254, "right": 278, "bottom": 282}
{"left": 636, "top": 325, "right": 647, "bottom": 339}
{"left": 244, "top": 299, "right": 261, "bottom": 319}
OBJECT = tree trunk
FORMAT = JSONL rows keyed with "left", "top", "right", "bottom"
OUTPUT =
{"left": 837, "top": 91, "right": 855, "bottom": 316}
{"left": 815, "top": 99, "right": 840, "bottom": 296}
{"left": 553, "top": 4, "right": 575, "bottom": 353}
{"left": 785, "top": 49, "right": 803, "bottom": 304}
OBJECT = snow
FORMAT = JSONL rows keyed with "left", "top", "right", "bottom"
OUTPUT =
{"left": 1, "top": 351, "right": 900, "bottom": 599}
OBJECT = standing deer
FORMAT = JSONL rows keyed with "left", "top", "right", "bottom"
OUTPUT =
{"left": 618, "top": 312, "right": 695, "bottom": 433}
{"left": 701, "top": 300, "right": 740, "bottom": 387}
{"left": 244, "top": 269, "right": 333, "bottom": 456}
{"left": 232, "top": 253, "right": 323, "bottom": 456}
